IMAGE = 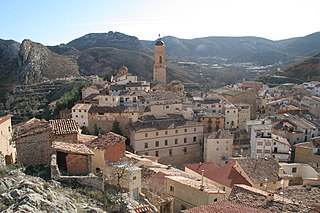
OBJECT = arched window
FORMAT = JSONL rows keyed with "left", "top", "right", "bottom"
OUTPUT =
{"left": 159, "top": 56, "right": 162, "bottom": 63}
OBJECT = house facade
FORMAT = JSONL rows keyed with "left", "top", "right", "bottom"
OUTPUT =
{"left": 128, "top": 114, "right": 204, "bottom": 165}
{"left": 0, "top": 115, "right": 16, "bottom": 165}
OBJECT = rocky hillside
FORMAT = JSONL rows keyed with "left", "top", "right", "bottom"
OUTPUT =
{"left": 67, "top": 31, "right": 151, "bottom": 53}
{"left": 0, "top": 168, "right": 105, "bottom": 212}
{"left": 1, "top": 31, "right": 320, "bottom": 86}
{"left": 142, "top": 32, "right": 320, "bottom": 65}
{"left": 0, "top": 39, "right": 79, "bottom": 85}
{"left": 0, "top": 39, "right": 20, "bottom": 83}
{"left": 257, "top": 53, "right": 320, "bottom": 84}
{"left": 279, "top": 53, "right": 320, "bottom": 81}
{"left": 18, "top": 39, "right": 79, "bottom": 84}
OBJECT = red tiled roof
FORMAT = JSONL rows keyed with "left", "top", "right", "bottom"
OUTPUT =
{"left": 184, "top": 161, "right": 251, "bottom": 188}
{"left": 52, "top": 141, "right": 94, "bottom": 155}
{"left": 49, "top": 119, "right": 79, "bottom": 135}
{"left": 185, "top": 200, "right": 272, "bottom": 213}
{"left": 85, "top": 132, "right": 126, "bottom": 149}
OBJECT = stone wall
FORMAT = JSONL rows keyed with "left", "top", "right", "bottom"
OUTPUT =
{"left": 52, "top": 133, "right": 78, "bottom": 143}
{"left": 16, "top": 130, "right": 52, "bottom": 166}
{"left": 141, "top": 188, "right": 174, "bottom": 213}
{"left": 0, "top": 152, "right": 5, "bottom": 169}
{"left": 66, "top": 154, "right": 88, "bottom": 175}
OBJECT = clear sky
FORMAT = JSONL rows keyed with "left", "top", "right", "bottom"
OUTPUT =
{"left": 1, "top": 0, "right": 319, "bottom": 45}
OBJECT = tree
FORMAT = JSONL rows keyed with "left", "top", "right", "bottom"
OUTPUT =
{"left": 111, "top": 120, "right": 122, "bottom": 135}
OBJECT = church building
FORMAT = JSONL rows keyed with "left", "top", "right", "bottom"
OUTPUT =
{"left": 153, "top": 39, "right": 167, "bottom": 83}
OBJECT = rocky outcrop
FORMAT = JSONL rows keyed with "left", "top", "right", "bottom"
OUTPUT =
{"left": 18, "top": 39, "right": 80, "bottom": 84}
{"left": 0, "top": 169, "right": 105, "bottom": 212}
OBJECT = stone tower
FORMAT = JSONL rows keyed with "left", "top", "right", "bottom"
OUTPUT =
{"left": 153, "top": 39, "right": 166, "bottom": 83}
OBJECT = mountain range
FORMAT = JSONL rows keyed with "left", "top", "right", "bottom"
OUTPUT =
{"left": 1, "top": 31, "right": 320, "bottom": 85}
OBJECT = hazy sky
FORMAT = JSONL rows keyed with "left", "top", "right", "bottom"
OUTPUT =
{"left": 1, "top": 0, "right": 319, "bottom": 45}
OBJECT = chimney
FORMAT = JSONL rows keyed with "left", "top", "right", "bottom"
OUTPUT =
{"left": 266, "top": 192, "right": 274, "bottom": 206}
{"left": 199, "top": 170, "right": 205, "bottom": 191}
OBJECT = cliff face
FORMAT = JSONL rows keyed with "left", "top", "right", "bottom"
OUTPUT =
{"left": 18, "top": 40, "right": 79, "bottom": 84}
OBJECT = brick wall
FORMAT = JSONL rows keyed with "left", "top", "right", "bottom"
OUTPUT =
{"left": 16, "top": 131, "right": 52, "bottom": 166}
{"left": 104, "top": 141, "right": 125, "bottom": 162}
{"left": 66, "top": 154, "right": 88, "bottom": 175}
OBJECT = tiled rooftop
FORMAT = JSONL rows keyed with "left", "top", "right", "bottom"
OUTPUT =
{"left": 128, "top": 114, "right": 202, "bottom": 132}
{"left": 207, "top": 129, "right": 233, "bottom": 139}
{"left": 165, "top": 175, "right": 224, "bottom": 194}
{"left": 13, "top": 118, "right": 51, "bottom": 139}
{"left": 85, "top": 132, "right": 126, "bottom": 149}
{"left": 185, "top": 200, "right": 272, "bottom": 213}
{"left": 229, "top": 184, "right": 312, "bottom": 213}
{"left": 236, "top": 157, "right": 280, "bottom": 183}
{"left": 52, "top": 141, "right": 94, "bottom": 155}
{"left": 88, "top": 105, "right": 149, "bottom": 113}
{"left": 49, "top": 119, "right": 79, "bottom": 135}
{"left": 185, "top": 161, "right": 251, "bottom": 188}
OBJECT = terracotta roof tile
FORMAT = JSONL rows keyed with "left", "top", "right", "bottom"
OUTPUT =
{"left": 236, "top": 157, "right": 280, "bottom": 183}
{"left": 85, "top": 132, "right": 126, "bottom": 149}
{"left": 52, "top": 141, "right": 94, "bottom": 155}
{"left": 185, "top": 200, "right": 272, "bottom": 213}
{"left": 49, "top": 119, "right": 79, "bottom": 135}
{"left": 13, "top": 118, "right": 51, "bottom": 139}
{"left": 185, "top": 161, "right": 251, "bottom": 188}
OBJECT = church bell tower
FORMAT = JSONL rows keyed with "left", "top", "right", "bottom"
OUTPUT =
{"left": 153, "top": 38, "right": 166, "bottom": 83}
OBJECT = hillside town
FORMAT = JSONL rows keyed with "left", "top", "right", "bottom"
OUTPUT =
{"left": 1, "top": 38, "right": 320, "bottom": 213}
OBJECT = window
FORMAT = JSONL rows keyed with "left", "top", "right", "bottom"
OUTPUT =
{"left": 166, "top": 106, "right": 169, "bottom": 109}
{"left": 165, "top": 131, "right": 168, "bottom": 135}
{"left": 156, "top": 132, "right": 159, "bottom": 136}
{"left": 75, "top": 115, "right": 78, "bottom": 118}
{"left": 175, "top": 139, "right": 178, "bottom": 144}
{"left": 155, "top": 151, "right": 159, "bottom": 157}
{"left": 216, "top": 141, "right": 219, "bottom": 144}
{"left": 183, "top": 147, "right": 187, "bottom": 154}
{"left": 257, "top": 149, "right": 263, "bottom": 153}
{"left": 159, "top": 56, "right": 162, "bottom": 64}
{"left": 170, "top": 186, "right": 174, "bottom": 192}
{"left": 133, "top": 176, "right": 136, "bottom": 180}
{"left": 226, "top": 147, "right": 228, "bottom": 150}
{"left": 145, "top": 152, "right": 148, "bottom": 156}
{"left": 184, "top": 129, "right": 187, "bottom": 132}
{"left": 145, "top": 133, "right": 148, "bottom": 137}
{"left": 79, "top": 110, "right": 81, "bottom": 112}
{"left": 214, "top": 198, "right": 218, "bottom": 202}
{"left": 175, "top": 130, "right": 178, "bottom": 134}
{"left": 169, "top": 149, "right": 172, "bottom": 156}
{"left": 165, "top": 140, "right": 168, "bottom": 146}
{"left": 181, "top": 205, "right": 187, "bottom": 210}
{"left": 8, "top": 126, "right": 11, "bottom": 132}
{"left": 144, "top": 143, "right": 148, "bottom": 148}
{"left": 292, "top": 167, "right": 297, "bottom": 173}
{"left": 194, "top": 128, "right": 197, "bottom": 131}
{"left": 81, "top": 115, "right": 84, "bottom": 118}
{"left": 265, "top": 142, "right": 271, "bottom": 146}
{"left": 265, "top": 150, "right": 270, "bottom": 154}
{"left": 184, "top": 138, "right": 187, "bottom": 143}
{"left": 84, "top": 110, "right": 87, "bottom": 112}
{"left": 155, "top": 141, "right": 159, "bottom": 147}
{"left": 73, "top": 109, "right": 75, "bottom": 112}
{"left": 260, "top": 183, "right": 263, "bottom": 187}
{"left": 257, "top": 141, "right": 263, "bottom": 146}
{"left": 227, "top": 110, "right": 229, "bottom": 113}
{"left": 216, "top": 148, "right": 219, "bottom": 151}
{"left": 193, "top": 136, "right": 196, "bottom": 142}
